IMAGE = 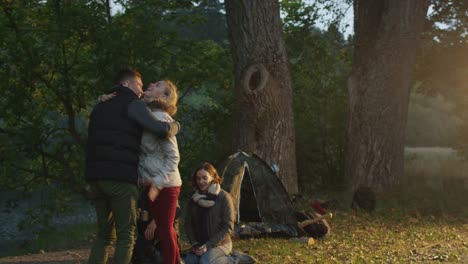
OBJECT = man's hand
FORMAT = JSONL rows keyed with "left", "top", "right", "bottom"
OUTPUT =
{"left": 168, "top": 121, "right": 181, "bottom": 137}
{"left": 98, "top": 92, "right": 117, "bottom": 102}
{"left": 144, "top": 220, "right": 156, "bottom": 240}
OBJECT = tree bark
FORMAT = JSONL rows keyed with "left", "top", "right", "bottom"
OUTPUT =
{"left": 346, "top": 0, "right": 429, "bottom": 191}
{"left": 225, "top": 0, "right": 298, "bottom": 194}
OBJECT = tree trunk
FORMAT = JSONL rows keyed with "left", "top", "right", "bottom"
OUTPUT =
{"left": 346, "top": 0, "right": 429, "bottom": 191}
{"left": 225, "top": 0, "right": 298, "bottom": 194}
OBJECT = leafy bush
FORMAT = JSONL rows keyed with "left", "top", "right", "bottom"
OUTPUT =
{"left": 285, "top": 22, "right": 351, "bottom": 191}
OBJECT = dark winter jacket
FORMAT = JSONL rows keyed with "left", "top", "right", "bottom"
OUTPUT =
{"left": 184, "top": 189, "right": 235, "bottom": 253}
{"left": 85, "top": 85, "right": 178, "bottom": 184}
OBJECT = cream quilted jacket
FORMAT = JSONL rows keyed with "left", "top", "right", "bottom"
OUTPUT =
{"left": 138, "top": 109, "right": 182, "bottom": 189}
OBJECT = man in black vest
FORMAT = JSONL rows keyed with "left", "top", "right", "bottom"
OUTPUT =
{"left": 86, "top": 69, "right": 180, "bottom": 264}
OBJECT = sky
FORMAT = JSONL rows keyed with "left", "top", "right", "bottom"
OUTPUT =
{"left": 314, "top": 1, "right": 354, "bottom": 37}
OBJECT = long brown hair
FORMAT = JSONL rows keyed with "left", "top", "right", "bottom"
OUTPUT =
{"left": 191, "top": 162, "right": 223, "bottom": 189}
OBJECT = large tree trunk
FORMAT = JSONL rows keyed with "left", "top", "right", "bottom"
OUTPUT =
{"left": 225, "top": 0, "right": 298, "bottom": 194}
{"left": 346, "top": 0, "right": 429, "bottom": 191}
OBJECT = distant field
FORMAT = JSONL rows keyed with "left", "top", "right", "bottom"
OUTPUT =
{"left": 404, "top": 147, "right": 468, "bottom": 190}
{"left": 405, "top": 147, "right": 459, "bottom": 159}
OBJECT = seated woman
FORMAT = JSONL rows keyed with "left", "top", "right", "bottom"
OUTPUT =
{"left": 183, "top": 163, "right": 236, "bottom": 264}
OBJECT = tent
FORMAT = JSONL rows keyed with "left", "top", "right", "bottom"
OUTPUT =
{"left": 217, "top": 152, "right": 298, "bottom": 237}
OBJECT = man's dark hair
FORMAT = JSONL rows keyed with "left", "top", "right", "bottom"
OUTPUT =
{"left": 114, "top": 69, "right": 141, "bottom": 85}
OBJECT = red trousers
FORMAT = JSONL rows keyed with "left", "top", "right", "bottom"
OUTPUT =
{"left": 150, "top": 187, "right": 181, "bottom": 264}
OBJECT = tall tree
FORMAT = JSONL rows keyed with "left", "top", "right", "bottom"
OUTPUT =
{"left": 224, "top": 0, "right": 298, "bottom": 194}
{"left": 346, "top": 0, "right": 429, "bottom": 191}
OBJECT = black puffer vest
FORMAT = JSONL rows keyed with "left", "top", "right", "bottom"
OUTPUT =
{"left": 85, "top": 85, "right": 143, "bottom": 184}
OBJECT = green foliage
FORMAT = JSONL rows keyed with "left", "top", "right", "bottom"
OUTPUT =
{"left": 426, "top": 0, "right": 467, "bottom": 45}
{"left": 282, "top": 0, "right": 320, "bottom": 33}
{"left": 413, "top": 0, "right": 467, "bottom": 153}
{"left": 282, "top": 1, "right": 352, "bottom": 191}
{"left": 0, "top": 0, "right": 107, "bottom": 197}
{"left": 177, "top": 80, "right": 233, "bottom": 200}
{"left": 0, "top": 0, "right": 231, "bottom": 229}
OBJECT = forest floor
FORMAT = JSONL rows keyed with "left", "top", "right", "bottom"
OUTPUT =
{"left": 1, "top": 211, "right": 467, "bottom": 264}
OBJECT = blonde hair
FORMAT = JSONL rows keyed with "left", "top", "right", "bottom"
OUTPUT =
{"left": 148, "top": 80, "right": 178, "bottom": 116}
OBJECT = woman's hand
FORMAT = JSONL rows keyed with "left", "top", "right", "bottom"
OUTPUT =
{"left": 148, "top": 185, "right": 160, "bottom": 202}
{"left": 98, "top": 92, "right": 117, "bottom": 102}
{"left": 192, "top": 244, "right": 207, "bottom": 256}
{"left": 144, "top": 219, "right": 157, "bottom": 240}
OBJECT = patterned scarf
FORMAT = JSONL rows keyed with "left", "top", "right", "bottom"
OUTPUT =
{"left": 191, "top": 183, "right": 221, "bottom": 207}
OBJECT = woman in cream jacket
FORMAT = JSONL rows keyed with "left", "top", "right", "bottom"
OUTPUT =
{"left": 138, "top": 80, "right": 182, "bottom": 264}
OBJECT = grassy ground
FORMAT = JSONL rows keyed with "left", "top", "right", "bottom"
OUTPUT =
{"left": 234, "top": 212, "right": 467, "bottom": 263}
{"left": 1, "top": 210, "right": 466, "bottom": 263}
{"left": 2, "top": 169, "right": 467, "bottom": 263}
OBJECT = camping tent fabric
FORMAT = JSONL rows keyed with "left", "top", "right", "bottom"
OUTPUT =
{"left": 217, "top": 152, "right": 297, "bottom": 226}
